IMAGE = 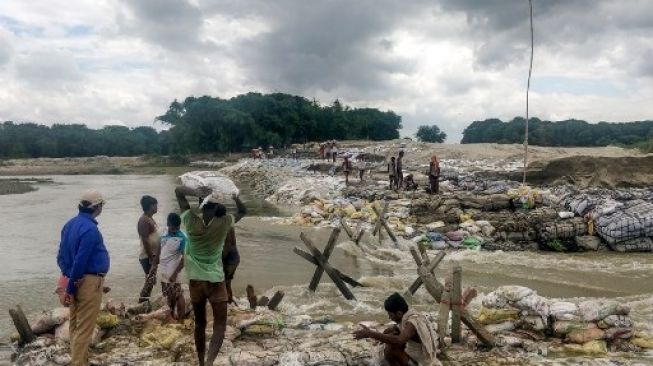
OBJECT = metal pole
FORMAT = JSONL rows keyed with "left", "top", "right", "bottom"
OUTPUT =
{"left": 523, "top": 0, "right": 534, "bottom": 185}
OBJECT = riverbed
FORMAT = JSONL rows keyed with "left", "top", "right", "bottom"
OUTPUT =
{"left": 2, "top": 175, "right": 653, "bottom": 364}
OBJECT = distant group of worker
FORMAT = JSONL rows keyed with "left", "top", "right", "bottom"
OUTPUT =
{"left": 319, "top": 140, "right": 340, "bottom": 162}
{"left": 56, "top": 187, "right": 247, "bottom": 366}
{"left": 386, "top": 151, "right": 441, "bottom": 195}
{"left": 251, "top": 145, "right": 274, "bottom": 159}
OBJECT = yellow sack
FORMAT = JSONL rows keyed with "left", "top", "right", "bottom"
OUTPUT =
{"left": 632, "top": 333, "right": 653, "bottom": 349}
{"left": 459, "top": 213, "right": 473, "bottom": 223}
{"left": 476, "top": 307, "right": 520, "bottom": 325}
{"left": 140, "top": 325, "right": 182, "bottom": 349}
{"left": 563, "top": 340, "right": 607, "bottom": 355}
{"left": 96, "top": 311, "right": 120, "bottom": 329}
{"left": 567, "top": 328, "right": 605, "bottom": 344}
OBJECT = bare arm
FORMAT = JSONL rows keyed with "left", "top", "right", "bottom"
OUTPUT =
{"left": 233, "top": 195, "right": 247, "bottom": 223}
{"left": 354, "top": 322, "right": 417, "bottom": 346}
{"left": 169, "top": 255, "right": 184, "bottom": 282}
{"left": 138, "top": 219, "right": 156, "bottom": 259}
{"left": 175, "top": 186, "right": 194, "bottom": 212}
{"left": 222, "top": 228, "right": 235, "bottom": 260}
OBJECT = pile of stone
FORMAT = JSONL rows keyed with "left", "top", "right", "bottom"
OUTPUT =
{"left": 477, "top": 286, "right": 653, "bottom": 355}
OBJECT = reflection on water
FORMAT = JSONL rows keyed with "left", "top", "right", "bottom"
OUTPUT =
{"left": 1, "top": 175, "right": 653, "bottom": 364}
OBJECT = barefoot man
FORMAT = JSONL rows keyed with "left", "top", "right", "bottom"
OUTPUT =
{"left": 175, "top": 187, "right": 246, "bottom": 366}
{"left": 354, "top": 293, "right": 441, "bottom": 366}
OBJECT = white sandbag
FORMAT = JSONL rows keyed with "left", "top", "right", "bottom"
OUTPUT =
{"left": 485, "top": 321, "right": 516, "bottom": 333}
{"left": 31, "top": 308, "right": 70, "bottom": 334}
{"left": 179, "top": 171, "right": 239, "bottom": 205}
{"left": 578, "top": 300, "right": 629, "bottom": 322}
{"left": 487, "top": 286, "right": 535, "bottom": 303}
{"left": 550, "top": 302, "right": 579, "bottom": 321}
{"left": 598, "top": 315, "right": 633, "bottom": 329}
{"left": 55, "top": 320, "right": 102, "bottom": 345}
{"left": 514, "top": 294, "right": 550, "bottom": 325}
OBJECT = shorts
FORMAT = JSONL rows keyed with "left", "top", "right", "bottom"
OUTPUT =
{"left": 161, "top": 282, "right": 182, "bottom": 299}
{"left": 189, "top": 280, "right": 228, "bottom": 304}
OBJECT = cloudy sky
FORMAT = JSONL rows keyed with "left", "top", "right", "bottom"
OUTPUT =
{"left": 0, "top": 0, "right": 651, "bottom": 142}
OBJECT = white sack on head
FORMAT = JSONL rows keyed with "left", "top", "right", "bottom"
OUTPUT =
{"left": 179, "top": 171, "right": 239, "bottom": 207}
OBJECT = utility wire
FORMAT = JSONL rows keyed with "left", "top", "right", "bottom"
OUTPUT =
{"left": 523, "top": 0, "right": 534, "bottom": 185}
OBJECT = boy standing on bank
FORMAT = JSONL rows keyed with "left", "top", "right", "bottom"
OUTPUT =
{"left": 151, "top": 212, "right": 187, "bottom": 321}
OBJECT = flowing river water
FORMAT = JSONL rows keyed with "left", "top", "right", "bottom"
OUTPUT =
{"left": 1, "top": 175, "right": 653, "bottom": 364}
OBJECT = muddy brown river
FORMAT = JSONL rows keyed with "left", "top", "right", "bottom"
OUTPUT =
{"left": 1, "top": 175, "right": 652, "bottom": 364}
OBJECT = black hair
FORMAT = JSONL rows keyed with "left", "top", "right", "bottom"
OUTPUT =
{"left": 167, "top": 212, "right": 181, "bottom": 227}
{"left": 391, "top": 156, "right": 396, "bottom": 161}
{"left": 215, "top": 203, "right": 227, "bottom": 218}
{"left": 140, "top": 195, "right": 158, "bottom": 212}
{"left": 384, "top": 292, "right": 408, "bottom": 313}
{"left": 78, "top": 200, "right": 98, "bottom": 214}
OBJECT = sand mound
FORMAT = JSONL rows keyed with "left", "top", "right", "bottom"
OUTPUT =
{"left": 525, "top": 155, "right": 653, "bottom": 188}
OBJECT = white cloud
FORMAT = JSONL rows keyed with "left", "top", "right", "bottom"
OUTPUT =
{"left": 0, "top": 0, "right": 651, "bottom": 142}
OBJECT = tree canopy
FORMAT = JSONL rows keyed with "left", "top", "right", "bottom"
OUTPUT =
{"left": 0, "top": 92, "right": 402, "bottom": 158}
{"left": 157, "top": 92, "right": 402, "bottom": 154}
{"left": 0, "top": 122, "right": 169, "bottom": 158}
{"left": 461, "top": 117, "right": 653, "bottom": 146}
{"left": 415, "top": 125, "right": 447, "bottom": 143}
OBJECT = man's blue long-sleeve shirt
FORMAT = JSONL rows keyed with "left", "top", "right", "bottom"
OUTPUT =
{"left": 57, "top": 213, "right": 110, "bottom": 295}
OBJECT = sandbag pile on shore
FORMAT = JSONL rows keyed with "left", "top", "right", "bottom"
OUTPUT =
{"left": 477, "top": 286, "right": 653, "bottom": 355}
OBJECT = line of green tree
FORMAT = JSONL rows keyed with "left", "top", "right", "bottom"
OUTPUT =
{"left": 0, "top": 122, "right": 171, "bottom": 158}
{"left": 156, "top": 92, "right": 402, "bottom": 153}
{"left": 461, "top": 117, "right": 653, "bottom": 146}
{"left": 0, "top": 92, "right": 402, "bottom": 158}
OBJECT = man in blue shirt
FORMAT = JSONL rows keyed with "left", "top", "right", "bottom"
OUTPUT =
{"left": 57, "top": 190, "right": 110, "bottom": 366}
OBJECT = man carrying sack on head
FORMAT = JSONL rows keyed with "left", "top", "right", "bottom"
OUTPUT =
{"left": 56, "top": 190, "right": 110, "bottom": 366}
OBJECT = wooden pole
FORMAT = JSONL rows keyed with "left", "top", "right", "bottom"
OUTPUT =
{"left": 451, "top": 263, "right": 462, "bottom": 343}
{"left": 9, "top": 306, "right": 35, "bottom": 345}
{"left": 309, "top": 228, "right": 341, "bottom": 291}
{"left": 407, "top": 251, "right": 446, "bottom": 295}
{"left": 293, "top": 248, "right": 363, "bottom": 287}
{"left": 246, "top": 285, "right": 257, "bottom": 309}
{"left": 267, "top": 291, "right": 285, "bottom": 311}
{"left": 438, "top": 278, "right": 452, "bottom": 346}
{"left": 300, "top": 232, "right": 356, "bottom": 300}
{"left": 340, "top": 218, "right": 355, "bottom": 240}
{"left": 409, "top": 247, "right": 495, "bottom": 348}
{"left": 372, "top": 206, "right": 398, "bottom": 247}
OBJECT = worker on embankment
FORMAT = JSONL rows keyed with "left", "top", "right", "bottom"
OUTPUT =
{"left": 57, "top": 190, "right": 109, "bottom": 366}
{"left": 137, "top": 195, "right": 159, "bottom": 303}
{"left": 396, "top": 150, "right": 405, "bottom": 190}
{"left": 150, "top": 212, "right": 187, "bottom": 322}
{"left": 354, "top": 293, "right": 440, "bottom": 366}
{"left": 428, "top": 156, "right": 440, "bottom": 195}
{"left": 342, "top": 154, "right": 352, "bottom": 185}
{"left": 174, "top": 186, "right": 246, "bottom": 366}
{"left": 388, "top": 156, "right": 397, "bottom": 190}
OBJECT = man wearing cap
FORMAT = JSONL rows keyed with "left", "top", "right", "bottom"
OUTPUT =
{"left": 56, "top": 190, "right": 109, "bottom": 366}
{"left": 174, "top": 186, "right": 246, "bottom": 366}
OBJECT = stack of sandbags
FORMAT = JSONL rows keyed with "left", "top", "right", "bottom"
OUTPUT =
{"left": 479, "top": 286, "right": 550, "bottom": 333}
{"left": 539, "top": 218, "right": 588, "bottom": 241}
{"left": 595, "top": 200, "right": 653, "bottom": 252}
{"left": 179, "top": 171, "right": 239, "bottom": 206}
{"left": 552, "top": 300, "right": 632, "bottom": 353}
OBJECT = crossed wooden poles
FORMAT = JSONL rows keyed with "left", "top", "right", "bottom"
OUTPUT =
{"left": 407, "top": 246, "right": 495, "bottom": 348}
{"left": 294, "top": 227, "right": 363, "bottom": 301}
{"left": 372, "top": 202, "right": 399, "bottom": 247}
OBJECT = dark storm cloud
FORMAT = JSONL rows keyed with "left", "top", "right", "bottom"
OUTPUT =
{"left": 227, "top": 1, "right": 429, "bottom": 95}
{"left": 117, "top": 0, "right": 212, "bottom": 52}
